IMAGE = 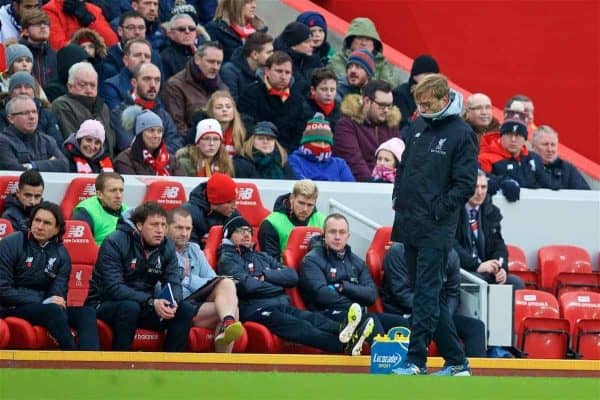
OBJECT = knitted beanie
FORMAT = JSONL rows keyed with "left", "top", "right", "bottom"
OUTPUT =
{"left": 375, "top": 137, "right": 405, "bottom": 163}
{"left": 500, "top": 119, "right": 528, "bottom": 139}
{"left": 296, "top": 11, "right": 327, "bottom": 32}
{"left": 281, "top": 22, "right": 311, "bottom": 47}
{"left": 410, "top": 54, "right": 439, "bottom": 77}
{"left": 6, "top": 44, "right": 33, "bottom": 71}
{"left": 76, "top": 119, "right": 106, "bottom": 144}
{"left": 206, "top": 172, "right": 237, "bottom": 204}
{"left": 135, "top": 110, "right": 163, "bottom": 135}
{"left": 195, "top": 118, "right": 223, "bottom": 143}
{"left": 8, "top": 71, "right": 35, "bottom": 92}
{"left": 301, "top": 113, "right": 333, "bottom": 145}
{"left": 223, "top": 215, "right": 251, "bottom": 239}
{"left": 346, "top": 49, "right": 375, "bottom": 78}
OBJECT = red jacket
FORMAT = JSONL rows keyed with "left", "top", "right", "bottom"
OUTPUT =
{"left": 0, "top": 43, "right": 5, "bottom": 71}
{"left": 478, "top": 132, "right": 529, "bottom": 173}
{"left": 42, "top": 0, "right": 118, "bottom": 51}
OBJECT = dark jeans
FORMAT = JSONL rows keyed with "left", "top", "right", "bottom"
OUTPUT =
{"left": 246, "top": 304, "right": 344, "bottom": 353}
{"left": 96, "top": 300, "right": 195, "bottom": 352}
{"left": 453, "top": 315, "right": 486, "bottom": 358}
{"left": 404, "top": 244, "right": 465, "bottom": 368}
{"left": 3, "top": 303, "right": 99, "bottom": 350}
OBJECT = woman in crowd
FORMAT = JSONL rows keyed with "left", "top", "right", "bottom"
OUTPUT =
{"left": 177, "top": 118, "right": 234, "bottom": 177}
{"left": 233, "top": 121, "right": 295, "bottom": 179}
{"left": 0, "top": 43, "right": 47, "bottom": 100}
{"left": 64, "top": 119, "right": 114, "bottom": 173}
{"left": 114, "top": 107, "right": 183, "bottom": 176}
{"left": 371, "top": 137, "right": 405, "bottom": 183}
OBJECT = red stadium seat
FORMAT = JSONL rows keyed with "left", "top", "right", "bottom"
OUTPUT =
{"left": 60, "top": 177, "right": 97, "bottom": 219}
{"left": 235, "top": 182, "right": 270, "bottom": 243}
{"left": 0, "top": 175, "right": 19, "bottom": 214}
{"left": 282, "top": 226, "right": 322, "bottom": 310}
{"left": 204, "top": 225, "right": 223, "bottom": 270}
{"left": 507, "top": 244, "right": 537, "bottom": 289}
{"left": 243, "top": 321, "right": 321, "bottom": 354}
{"left": 4, "top": 317, "right": 49, "bottom": 349}
{"left": 553, "top": 273, "right": 600, "bottom": 297}
{"left": 187, "top": 326, "right": 248, "bottom": 353}
{"left": 0, "top": 218, "right": 14, "bottom": 240}
{"left": 537, "top": 245, "right": 592, "bottom": 292}
{"left": 0, "top": 319, "right": 10, "bottom": 349}
{"left": 63, "top": 221, "right": 98, "bottom": 306}
{"left": 142, "top": 180, "right": 187, "bottom": 210}
{"left": 559, "top": 291, "right": 600, "bottom": 359}
{"left": 514, "top": 290, "right": 569, "bottom": 358}
{"left": 365, "top": 226, "right": 392, "bottom": 313}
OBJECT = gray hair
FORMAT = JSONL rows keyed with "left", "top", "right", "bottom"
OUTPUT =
{"left": 477, "top": 169, "right": 486, "bottom": 178}
{"left": 532, "top": 125, "right": 558, "bottom": 143}
{"left": 5, "top": 94, "right": 34, "bottom": 115}
{"left": 67, "top": 62, "right": 97, "bottom": 85}
{"left": 168, "top": 13, "right": 194, "bottom": 28}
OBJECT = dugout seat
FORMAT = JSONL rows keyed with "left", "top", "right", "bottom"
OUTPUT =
{"left": 204, "top": 225, "right": 223, "bottom": 270}
{"left": 282, "top": 226, "right": 323, "bottom": 310}
{"left": 0, "top": 218, "right": 14, "bottom": 240}
{"left": 514, "top": 290, "right": 569, "bottom": 358}
{"left": 187, "top": 326, "right": 248, "bottom": 353}
{"left": 537, "top": 245, "right": 592, "bottom": 292}
{"left": 365, "top": 226, "right": 393, "bottom": 313}
{"left": 60, "top": 177, "right": 97, "bottom": 219}
{"left": 559, "top": 291, "right": 600, "bottom": 359}
{"left": 143, "top": 180, "right": 187, "bottom": 211}
{"left": 243, "top": 321, "right": 322, "bottom": 355}
{"left": 0, "top": 175, "right": 19, "bottom": 214}
{"left": 63, "top": 221, "right": 97, "bottom": 307}
{"left": 235, "top": 182, "right": 270, "bottom": 243}
{"left": 0, "top": 319, "right": 10, "bottom": 349}
{"left": 507, "top": 244, "right": 537, "bottom": 289}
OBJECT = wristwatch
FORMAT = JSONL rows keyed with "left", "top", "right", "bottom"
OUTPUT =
{"left": 147, "top": 298, "right": 154, "bottom": 307}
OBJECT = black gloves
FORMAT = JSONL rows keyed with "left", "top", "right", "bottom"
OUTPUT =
{"left": 63, "top": 0, "right": 96, "bottom": 27}
{"left": 500, "top": 178, "right": 520, "bottom": 202}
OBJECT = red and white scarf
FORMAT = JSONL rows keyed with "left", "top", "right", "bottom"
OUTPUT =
{"left": 230, "top": 23, "right": 256, "bottom": 40}
{"left": 143, "top": 142, "right": 171, "bottom": 176}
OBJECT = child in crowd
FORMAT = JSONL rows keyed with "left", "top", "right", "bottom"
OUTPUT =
{"left": 296, "top": 11, "right": 333, "bottom": 66}
{"left": 371, "top": 137, "right": 405, "bottom": 183}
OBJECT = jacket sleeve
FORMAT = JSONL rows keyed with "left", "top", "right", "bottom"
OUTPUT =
{"left": 340, "top": 257, "right": 377, "bottom": 306}
{"left": 382, "top": 243, "right": 414, "bottom": 310}
{"left": 217, "top": 247, "right": 284, "bottom": 298}
{"left": 46, "top": 247, "right": 71, "bottom": 299}
{"left": 484, "top": 205, "right": 508, "bottom": 271}
{"left": 113, "top": 152, "right": 138, "bottom": 175}
{"left": 162, "top": 111, "right": 184, "bottom": 154}
{"left": 299, "top": 251, "right": 347, "bottom": 307}
{"left": 161, "top": 82, "right": 188, "bottom": 133}
{"left": 99, "top": 81, "right": 121, "bottom": 110}
{"left": 432, "top": 130, "right": 478, "bottom": 221}
{"left": 0, "top": 234, "right": 45, "bottom": 306}
{"left": 565, "top": 163, "right": 591, "bottom": 190}
{"left": 0, "top": 137, "right": 26, "bottom": 171}
{"left": 87, "top": 4, "right": 119, "bottom": 47}
{"left": 257, "top": 219, "right": 282, "bottom": 260}
{"left": 452, "top": 239, "right": 479, "bottom": 272}
{"left": 261, "top": 254, "right": 298, "bottom": 288}
{"left": 96, "top": 236, "right": 151, "bottom": 304}
{"left": 71, "top": 208, "right": 95, "bottom": 233}
{"left": 333, "top": 118, "right": 371, "bottom": 180}
{"left": 190, "top": 243, "right": 216, "bottom": 287}
{"left": 338, "top": 159, "right": 356, "bottom": 182}
{"left": 41, "top": 109, "right": 64, "bottom": 148}
{"left": 51, "top": 100, "right": 79, "bottom": 139}
{"left": 531, "top": 154, "right": 558, "bottom": 190}
{"left": 219, "top": 63, "right": 240, "bottom": 102}
{"left": 33, "top": 136, "right": 69, "bottom": 172}
{"left": 161, "top": 241, "right": 184, "bottom": 303}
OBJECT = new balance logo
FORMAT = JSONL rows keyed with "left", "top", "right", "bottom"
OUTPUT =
{"left": 80, "top": 184, "right": 96, "bottom": 198}
{"left": 0, "top": 224, "right": 6, "bottom": 236}
{"left": 3, "top": 181, "right": 18, "bottom": 195}
{"left": 237, "top": 187, "right": 253, "bottom": 201}
{"left": 161, "top": 186, "right": 180, "bottom": 199}
{"left": 67, "top": 225, "right": 85, "bottom": 238}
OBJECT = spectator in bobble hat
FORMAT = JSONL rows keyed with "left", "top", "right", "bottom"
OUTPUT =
{"left": 233, "top": 121, "right": 295, "bottom": 179}
{"left": 371, "top": 137, "right": 405, "bottom": 183}
{"left": 336, "top": 49, "right": 374, "bottom": 102}
{"left": 288, "top": 113, "right": 354, "bottom": 182}
{"left": 274, "top": 21, "right": 322, "bottom": 95}
{"left": 296, "top": 11, "right": 333, "bottom": 66}
{"left": 114, "top": 107, "right": 183, "bottom": 176}
{"left": 393, "top": 54, "right": 439, "bottom": 130}
{"left": 182, "top": 172, "right": 242, "bottom": 246}
{"left": 176, "top": 118, "right": 235, "bottom": 177}
{"left": 64, "top": 119, "right": 114, "bottom": 174}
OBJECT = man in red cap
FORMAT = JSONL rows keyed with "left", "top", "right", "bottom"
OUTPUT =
{"left": 181, "top": 172, "right": 241, "bottom": 247}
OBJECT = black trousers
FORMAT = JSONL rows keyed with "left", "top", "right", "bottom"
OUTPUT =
{"left": 96, "top": 300, "right": 196, "bottom": 352}
{"left": 453, "top": 315, "right": 486, "bottom": 358}
{"left": 2, "top": 303, "right": 99, "bottom": 350}
{"left": 245, "top": 304, "right": 344, "bottom": 353}
{"left": 404, "top": 244, "right": 465, "bottom": 368}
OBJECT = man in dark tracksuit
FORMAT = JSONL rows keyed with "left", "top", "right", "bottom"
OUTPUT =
{"left": 299, "top": 214, "right": 407, "bottom": 340}
{"left": 1, "top": 170, "right": 44, "bottom": 232}
{"left": 86, "top": 202, "right": 195, "bottom": 351}
{"left": 217, "top": 215, "right": 370, "bottom": 355}
{"left": 381, "top": 243, "right": 486, "bottom": 358}
{"left": 391, "top": 74, "right": 477, "bottom": 375}
{"left": 0, "top": 201, "right": 99, "bottom": 350}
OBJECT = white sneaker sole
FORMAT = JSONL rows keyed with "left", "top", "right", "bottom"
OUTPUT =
{"left": 339, "top": 303, "right": 362, "bottom": 344}
{"left": 351, "top": 317, "right": 374, "bottom": 356}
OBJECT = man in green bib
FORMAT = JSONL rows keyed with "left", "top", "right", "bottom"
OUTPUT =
{"left": 258, "top": 179, "right": 325, "bottom": 260}
{"left": 72, "top": 172, "right": 128, "bottom": 245}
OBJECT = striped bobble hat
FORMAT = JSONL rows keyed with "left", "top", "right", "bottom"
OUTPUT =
{"left": 300, "top": 113, "right": 333, "bottom": 145}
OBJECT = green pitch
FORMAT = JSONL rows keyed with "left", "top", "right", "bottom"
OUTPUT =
{"left": 0, "top": 369, "right": 598, "bottom": 400}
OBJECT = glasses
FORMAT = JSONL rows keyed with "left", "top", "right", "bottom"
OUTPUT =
{"left": 199, "top": 137, "right": 221, "bottom": 143}
{"left": 370, "top": 99, "right": 393, "bottom": 110}
{"left": 10, "top": 109, "right": 38, "bottom": 117}
{"left": 123, "top": 24, "right": 146, "bottom": 31}
{"left": 174, "top": 26, "right": 196, "bottom": 33}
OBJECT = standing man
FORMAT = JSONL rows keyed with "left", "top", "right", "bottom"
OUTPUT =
{"left": 86, "top": 201, "right": 196, "bottom": 352}
{"left": 1, "top": 169, "right": 44, "bottom": 232}
{"left": 166, "top": 207, "right": 243, "bottom": 352}
{"left": 71, "top": 172, "right": 128, "bottom": 246}
{"left": 391, "top": 74, "right": 477, "bottom": 376}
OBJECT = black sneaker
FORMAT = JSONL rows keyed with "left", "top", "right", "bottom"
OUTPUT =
{"left": 344, "top": 317, "right": 374, "bottom": 356}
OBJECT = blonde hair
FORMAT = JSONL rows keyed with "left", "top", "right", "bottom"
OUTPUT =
{"left": 292, "top": 179, "right": 318, "bottom": 199}
{"left": 177, "top": 143, "right": 235, "bottom": 177}
{"left": 214, "top": 0, "right": 263, "bottom": 29}
{"left": 241, "top": 135, "right": 288, "bottom": 166}
{"left": 204, "top": 90, "right": 246, "bottom": 154}
{"left": 412, "top": 73, "right": 449, "bottom": 100}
